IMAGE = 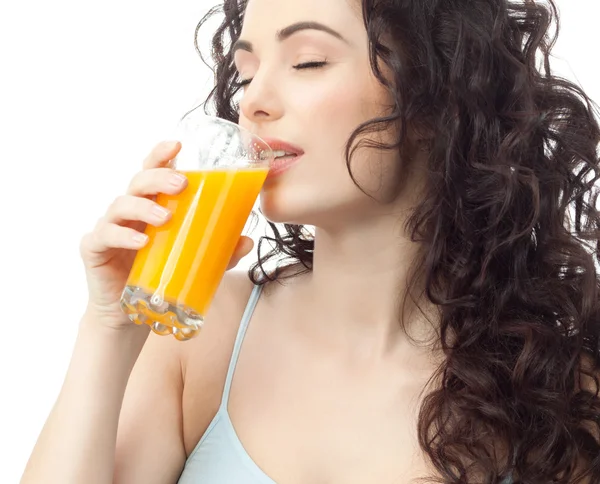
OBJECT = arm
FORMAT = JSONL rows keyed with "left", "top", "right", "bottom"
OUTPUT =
{"left": 20, "top": 270, "right": 254, "bottom": 484}
{"left": 20, "top": 315, "right": 186, "bottom": 484}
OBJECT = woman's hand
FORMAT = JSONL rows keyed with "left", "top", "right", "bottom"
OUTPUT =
{"left": 79, "top": 140, "right": 254, "bottom": 329}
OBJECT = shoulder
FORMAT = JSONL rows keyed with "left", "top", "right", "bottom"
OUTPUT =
{"left": 179, "top": 269, "right": 257, "bottom": 378}
{"left": 176, "top": 271, "right": 258, "bottom": 448}
{"left": 115, "top": 270, "right": 261, "bottom": 473}
{"left": 178, "top": 262, "right": 305, "bottom": 386}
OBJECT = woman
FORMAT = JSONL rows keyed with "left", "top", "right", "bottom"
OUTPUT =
{"left": 21, "top": 0, "right": 600, "bottom": 482}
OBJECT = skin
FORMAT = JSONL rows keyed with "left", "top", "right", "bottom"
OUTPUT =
{"left": 21, "top": 0, "right": 445, "bottom": 483}
{"left": 206, "top": 1, "right": 442, "bottom": 481}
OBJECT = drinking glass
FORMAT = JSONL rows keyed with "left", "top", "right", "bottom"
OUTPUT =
{"left": 120, "top": 109, "right": 273, "bottom": 340}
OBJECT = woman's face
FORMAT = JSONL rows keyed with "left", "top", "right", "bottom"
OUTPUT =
{"left": 236, "top": 0, "right": 403, "bottom": 228}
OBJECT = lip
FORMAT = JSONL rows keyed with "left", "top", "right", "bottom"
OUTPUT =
{"left": 260, "top": 137, "right": 305, "bottom": 179}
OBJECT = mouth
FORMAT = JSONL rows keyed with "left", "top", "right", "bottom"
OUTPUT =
{"left": 272, "top": 150, "right": 300, "bottom": 161}
{"left": 267, "top": 152, "right": 304, "bottom": 179}
{"left": 260, "top": 137, "right": 305, "bottom": 179}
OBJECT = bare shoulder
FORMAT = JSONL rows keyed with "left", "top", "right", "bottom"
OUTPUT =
{"left": 179, "top": 269, "right": 256, "bottom": 371}
{"left": 178, "top": 269, "right": 257, "bottom": 455}
{"left": 113, "top": 270, "right": 257, "bottom": 482}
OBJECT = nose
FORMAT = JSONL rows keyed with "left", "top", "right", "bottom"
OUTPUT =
{"left": 238, "top": 68, "right": 283, "bottom": 125}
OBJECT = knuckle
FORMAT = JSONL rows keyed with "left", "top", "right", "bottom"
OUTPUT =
{"left": 85, "top": 227, "right": 103, "bottom": 251}
{"left": 92, "top": 220, "right": 107, "bottom": 239}
{"left": 93, "top": 216, "right": 104, "bottom": 230}
{"left": 115, "top": 194, "right": 129, "bottom": 205}
{"left": 79, "top": 232, "right": 92, "bottom": 252}
{"left": 127, "top": 171, "right": 144, "bottom": 193}
{"left": 108, "top": 195, "right": 127, "bottom": 213}
{"left": 93, "top": 216, "right": 108, "bottom": 234}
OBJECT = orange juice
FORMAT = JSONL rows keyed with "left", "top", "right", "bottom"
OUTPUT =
{"left": 121, "top": 167, "right": 268, "bottom": 340}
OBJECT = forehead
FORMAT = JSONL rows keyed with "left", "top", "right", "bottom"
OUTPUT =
{"left": 241, "top": 0, "right": 362, "bottom": 36}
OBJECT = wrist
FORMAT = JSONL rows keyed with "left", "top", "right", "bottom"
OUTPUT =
{"left": 82, "top": 302, "right": 135, "bottom": 329}
{"left": 80, "top": 307, "right": 150, "bottom": 346}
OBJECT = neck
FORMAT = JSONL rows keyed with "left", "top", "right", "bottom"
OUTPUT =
{"left": 294, "top": 213, "right": 439, "bottom": 355}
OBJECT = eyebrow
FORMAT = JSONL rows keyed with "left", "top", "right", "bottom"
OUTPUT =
{"left": 232, "top": 21, "right": 349, "bottom": 55}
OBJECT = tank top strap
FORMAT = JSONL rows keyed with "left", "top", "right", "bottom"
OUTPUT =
{"left": 221, "top": 283, "right": 264, "bottom": 407}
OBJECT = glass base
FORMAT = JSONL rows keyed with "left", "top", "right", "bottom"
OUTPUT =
{"left": 120, "top": 285, "right": 204, "bottom": 341}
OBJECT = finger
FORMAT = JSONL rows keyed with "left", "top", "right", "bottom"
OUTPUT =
{"left": 238, "top": 236, "right": 255, "bottom": 256}
{"left": 227, "top": 236, "right": 254, "bottom": 270}
{"left": 104, "top": 195, "right": 172, "bottom": 226}
{"left": 126, "top": 167, "right": 188, "bottom": 197}
{"left": 142, "top": 140, "right": 181, "bottom": 170}
{"left": 82, "top": 223, "right": 149, "bottom": 255}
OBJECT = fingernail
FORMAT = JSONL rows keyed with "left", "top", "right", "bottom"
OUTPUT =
{"left": 151, "top": 205, "right": 171, "bottom": 219}
{"left": 167, "top": 140, "right": 180, "bottom": 150}
{"left": 133, "top": 233, "right": 148, "bottom": 245}
{"left": 170, "top": 172, "right": 187, "bottom": 187}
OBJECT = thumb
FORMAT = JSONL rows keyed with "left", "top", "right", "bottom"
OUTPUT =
{"left": 227, "top": 236, "right": 254, "bottom": 270}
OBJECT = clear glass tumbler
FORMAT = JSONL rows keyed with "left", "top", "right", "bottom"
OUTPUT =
{"left": 120, "top": 109, "right": 273, "bottom": 341}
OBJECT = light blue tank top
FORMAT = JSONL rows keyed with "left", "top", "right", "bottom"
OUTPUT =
{"left": 177, "top": 283, "right": 274, "bottom": 483}
{"left": 177, "top": 283, "right": 514, "bottom": 484}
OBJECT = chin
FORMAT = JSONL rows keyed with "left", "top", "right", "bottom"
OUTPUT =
{"left": 258, "top": 181, "right": 321, "bottom": 225}
{"left": 258, "top": 184, "right": 356, "bottom": 229}
{"left": 259, "top": 184, "right": 307, "bottom": 225}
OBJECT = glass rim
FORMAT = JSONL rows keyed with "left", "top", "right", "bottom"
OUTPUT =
{"left": 178, "top": 105, "right": 274, "bottom": 159}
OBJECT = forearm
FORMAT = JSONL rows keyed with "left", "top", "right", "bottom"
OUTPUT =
{"left": 21, "top": 313, "right": 149, "bottom": 484}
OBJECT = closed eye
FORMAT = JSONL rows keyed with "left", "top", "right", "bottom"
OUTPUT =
{"left": 236, "top": 61, "right": 328, "bottom": 88}
{"left": 294, "top": 61, "right": 328, "bottom": 70}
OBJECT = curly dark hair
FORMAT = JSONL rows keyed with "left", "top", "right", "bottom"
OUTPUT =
{"left": 194, "top": 0, "right": 600, "bottom": 482}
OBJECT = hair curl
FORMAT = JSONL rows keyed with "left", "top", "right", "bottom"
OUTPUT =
{"left": 195, "top": 0, "right": 600, "bottom": 482}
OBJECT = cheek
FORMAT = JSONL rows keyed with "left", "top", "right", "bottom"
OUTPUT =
{"left": 291, "top": 68, "right": 371, "bottom": 137}
{"left": 291, "top": 67, "right": 398, "bottom": 197}
{"left": 290, "top": 67, "right": 383, "bottom": 178}
{"left": 279, "top": 72, "right": 368, "bottom": 192}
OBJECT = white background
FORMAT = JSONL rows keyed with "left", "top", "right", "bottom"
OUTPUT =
{"left": 1, "top": 1, "right": 598, "bottom": 482}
